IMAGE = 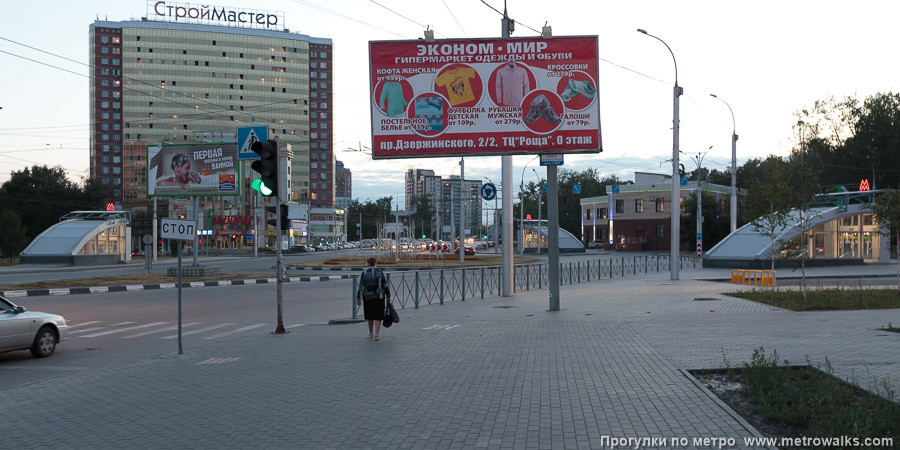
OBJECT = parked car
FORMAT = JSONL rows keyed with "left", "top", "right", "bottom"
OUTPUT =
{"left": 0, "top": 296, "right": 68, "bottom": 358}
{"left": 289, "top": 245, "right": 309, "bottom": 253}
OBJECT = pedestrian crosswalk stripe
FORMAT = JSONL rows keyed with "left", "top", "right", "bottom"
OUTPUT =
{"left": 160, "top": 323, "right": 234, "bottom": 339}
{"left": 67, "top": 321, "right": 102, "bottom": 329}
{"left": 70, "top": 327, "right": 105, "bottom": 335}
{"left": 124, "top": 322, "right": 202, "bottom": 338}
{"left": 202, "top": 323, "right": 267, "bottom": 340}
{"left": 80, "top": 322, "right": 169, "bottom": 338}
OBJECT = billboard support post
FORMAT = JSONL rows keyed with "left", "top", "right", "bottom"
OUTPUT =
{"left": 501, "top": 10, "right": 514, "bottom": 297}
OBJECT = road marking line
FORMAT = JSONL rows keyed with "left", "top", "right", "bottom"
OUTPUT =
{"left": 109, "top": 322, "right": 136, "bottom": 327}
{"left": 80, "top": 322, "right": 169, "bottom": 338}
{"left": 202, "top": 323, "right": 267, "bottom": 340}
{"left": 124, "top": 322, "right": 201, "bottom": 338}
{"left": 160, "top": 323, "right": 234, "bottom": 339}
{"left": 286, "top": 324, "right": 306, "bottom": 329}
{"left": 197, "top": 357, "right": 241, "bottom": 365}
{"left": 70, "top": 327, "right": 106, "bottom": 334}
{"left": 67, "top": 321, "right": 102, "bottom": 329}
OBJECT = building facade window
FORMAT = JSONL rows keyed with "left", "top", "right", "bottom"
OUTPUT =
{"left": 635, "top": 199, "right": 644, "bottom": 213}
{"left": 656, "top": 198, "right": 664, "bottom": 212}
{"left": 656, "top": 224, "right": 665, "bottom": 239}
{"left": 615, "top": 200, "right": 624, "bottom": 214}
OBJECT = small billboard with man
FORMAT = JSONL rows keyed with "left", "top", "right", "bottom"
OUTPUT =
{"left": 147, "top": 143, "right": 241, "bottom": 197}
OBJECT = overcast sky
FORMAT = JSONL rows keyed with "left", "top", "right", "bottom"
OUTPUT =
{"left": 1, "top": 0, "right": 897, "bottom": 213}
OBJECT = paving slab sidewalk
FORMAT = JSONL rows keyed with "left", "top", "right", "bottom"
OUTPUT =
{"left": 0, "top": 267, "right": 897, "bottom": 449}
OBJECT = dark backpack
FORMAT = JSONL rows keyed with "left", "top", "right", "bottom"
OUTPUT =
{"left": 361, "top": 268, "right": 384, "bottom": 301}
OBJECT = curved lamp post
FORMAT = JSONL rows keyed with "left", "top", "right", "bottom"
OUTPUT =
{"left": 638, "top": 28, "right": 682, "bottom": 280}
{"left": 519, "top": 155, "right": 539, "bottom": 256}
{"left": 710, "top": 94, "right": 738, "bottom": 233}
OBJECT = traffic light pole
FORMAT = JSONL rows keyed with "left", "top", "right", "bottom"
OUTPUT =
{"left": 274, "top": 189, "right": 286, "bottom": 334}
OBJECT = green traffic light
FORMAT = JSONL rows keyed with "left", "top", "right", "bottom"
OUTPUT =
{"left": 251, "top": 178, "right": 273, "bottom": 196}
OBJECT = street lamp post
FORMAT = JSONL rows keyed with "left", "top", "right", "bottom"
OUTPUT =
{"left": 685, "top": 146, "right": 712, "bottom": 258}
{"left": 638, "top": 28, "right": 682, "bottom": 280}
{"left": 485, "top": 176, "right": 499, "bottom": 254}
{"left": 519, "top": 155, "right": 539, "bottom": 256}
{"left": 710, "top": 94, "right": 738, "bottom": 233}
{"left": 533, "top": 168, "right": 542, "bottom": 255}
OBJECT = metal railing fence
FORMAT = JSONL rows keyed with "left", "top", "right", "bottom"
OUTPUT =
{"left": 351, "top": 255, "right": 701, "bottom": 318}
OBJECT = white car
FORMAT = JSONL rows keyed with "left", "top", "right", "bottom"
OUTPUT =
{"left": 0, "top": 296, "right": 69, "bottom": 358}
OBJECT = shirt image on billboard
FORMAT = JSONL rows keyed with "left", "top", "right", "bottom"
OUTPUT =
{"left": 434, "top": 64, "right": 481, "bottom": 107}
{"left": 375, "top": 79, "right": 412, "bottom": 117}
{"left": 158, "top": 153, "right": 202, "bottom": 188}
{"left": 492, "top": 62, "right": 533, "bottom": 107}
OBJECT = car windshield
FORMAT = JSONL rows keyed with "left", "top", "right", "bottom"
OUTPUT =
{"left": 0, "top": 297, "right": 15, "bottom": 313}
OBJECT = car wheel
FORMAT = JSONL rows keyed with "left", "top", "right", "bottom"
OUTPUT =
{"left": 30, "top": 326, "right": 57, "bottom": 358}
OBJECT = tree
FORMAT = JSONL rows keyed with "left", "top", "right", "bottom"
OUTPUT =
{"left": 347, "top": 197, "right": 394, "bottom": 240}
{"left": 0, "top": 165, "right": 109, "bottom": 242}
{"left": 870, "top": 188, "right": 900, "bottom": 290}
{"left": 745, "top": 156, "right": 796, "bottom": 272}
{"left": 0, "top": 210, "right": 28, "bottom": 260}
{"left": 409, "top": 195, "right": 436, "bottom": 239}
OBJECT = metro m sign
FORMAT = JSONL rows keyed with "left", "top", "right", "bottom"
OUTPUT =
{"left": 859, "top": 179, "right": 871, "bottom": 191}
{"left": 369, "top": 36, "right": 602, "bottom": 159}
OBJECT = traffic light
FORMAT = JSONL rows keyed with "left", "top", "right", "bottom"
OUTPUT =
{"left": 250, "top": 140, "right": 278, "bottom": 197}
{"left": 280, "top": 204, "right": 289, "bottom": 231}
{"left": 266, "top": 205, "right": 278, "bottom": 228}
{"left": 266, "top": 204, "right": 290, "bottom": 231}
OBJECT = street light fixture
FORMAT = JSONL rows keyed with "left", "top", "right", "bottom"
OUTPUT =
{"left": 710, "top": 94, "right": 738, "bottom": 233}
{"left": 638, "top": 28, "right": 682, "bottom": 280}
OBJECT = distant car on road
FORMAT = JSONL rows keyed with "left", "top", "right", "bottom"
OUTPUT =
{"left": 289, "top": 245, "right": 309, "bottom": 253}
{"left": 464, "top": 247, "right": 475, "bottom": 256}
{"left": 0, "top": 296, "right": 68, "bottom": 358}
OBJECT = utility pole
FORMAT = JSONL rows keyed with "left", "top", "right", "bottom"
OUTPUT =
{"left": 500, "top": 7, "right": 514, "bottom": 297}
{"left": 459, "top": 157, "right": 465, "bottom": 263}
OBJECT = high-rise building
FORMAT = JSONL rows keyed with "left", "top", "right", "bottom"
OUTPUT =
{"left": 404, "top": 168, "right": 435, "bottom": 211}
{"left": 89, "top": 11, "right": 333, "bottom": 214}
{"left": 334, "top": 160, "right": 352, "bottom": 210}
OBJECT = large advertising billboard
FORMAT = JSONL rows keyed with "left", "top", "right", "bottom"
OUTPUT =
{"left": 147, "top": 143, "right": 240, "bottom": 197}
{"left": 369, "top": 36, "right": 601, "bottom": 159}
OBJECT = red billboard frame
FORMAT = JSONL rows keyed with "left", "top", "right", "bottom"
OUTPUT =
{"left": 369, "top": 36, "right": 601, "bottom": 159}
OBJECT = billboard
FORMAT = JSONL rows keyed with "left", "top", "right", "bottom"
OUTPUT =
{"left": 147, "top": 143, "right": 240, "bottom": 197}
{"left": 369, "top": 36, "right": 601, "bottom": 159}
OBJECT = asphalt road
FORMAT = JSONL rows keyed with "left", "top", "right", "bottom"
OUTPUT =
{"left": 0, "top": 276, "right": 357, "bottom": 390}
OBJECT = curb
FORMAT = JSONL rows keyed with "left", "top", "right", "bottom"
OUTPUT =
{"left": 328, "top": 317, "right": 366, "bottom": 325}
{"left": 0, "top": 275, "right": 351, "bottom": 298}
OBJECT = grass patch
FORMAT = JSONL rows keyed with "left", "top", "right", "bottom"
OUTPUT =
{"left": 0, "top": 273, "right": 273, "bottom": 291}
{"left": 0, "top": 261, "right": 19, "bottom": 267}
{"left": 696, "top": 348, "right": 900, "bottom": 444}
{"left": 729, "top": 288, "right": 900, "bottom": 311}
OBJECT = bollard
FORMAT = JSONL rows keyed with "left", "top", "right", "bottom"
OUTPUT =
{"left": 352, "top": 275, "right": 358, "bottom": 319}
{"left": 526, "top": 264, "right": 530, "bottom": 290}
{"left": 462, "top": 269, "right": 466, "bottom": 301}
{"left": 480, "top": 267, "right": 485, "bottom": 299}
{"left": 440, "top": 270, "right": 445, "bottom": 305}
{"left": 414, "top": 271, "right": 420, "bottom": 308}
